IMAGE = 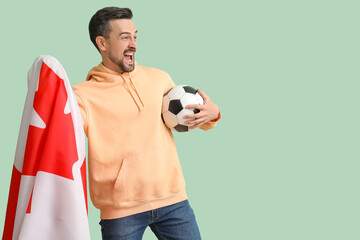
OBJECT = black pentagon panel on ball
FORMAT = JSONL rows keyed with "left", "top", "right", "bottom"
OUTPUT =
{"left": 183, "top": 86, "right": 197, "bottom": 95}
{"left": 168, "top": 99, "right": 183, "bottom": 115}
{"left": 194, "top": 109, "right": 200, "bottom": 114}
{"left": 174, "top": 124, "right": 189, "bottom": 132}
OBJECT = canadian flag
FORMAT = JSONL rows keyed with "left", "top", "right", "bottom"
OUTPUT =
{"left": 2, "top": 56, "right": 91, "bottom": 239}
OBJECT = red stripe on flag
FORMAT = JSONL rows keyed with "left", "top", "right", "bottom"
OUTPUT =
{"left": 81, "top": 157, "right": 88, "bottom": 214}
{"left": 3, "top": 165, "right": 22, "bottom": 240}
{"left": 26, "top": 188, "right": 34, "bottom": 214}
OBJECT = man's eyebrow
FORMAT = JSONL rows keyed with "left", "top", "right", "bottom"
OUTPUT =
{"left": 119, "top": 30, "right": 138, "bottom": 36}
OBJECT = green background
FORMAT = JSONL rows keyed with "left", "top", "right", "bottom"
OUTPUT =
{"left": 1, "top": 0, "right": 359, "bottom": 239}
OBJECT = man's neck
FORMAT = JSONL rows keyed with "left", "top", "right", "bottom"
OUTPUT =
{"left": 102, "top": 60, "right": 124, "bottom": 74}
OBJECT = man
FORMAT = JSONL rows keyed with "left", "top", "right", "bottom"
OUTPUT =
{"left": 73, "top": 7, "right": 221, "bottom": 240}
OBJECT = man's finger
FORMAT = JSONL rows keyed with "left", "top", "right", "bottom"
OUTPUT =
{"left": 183, "top": 110, "right": 204, "bottom": 119}
{"left": 189, "top": 120, "right": 205, "bottom": 129}
{"left": 197, "top": 89, "right": 209, "bottom": 102}
{"left": 185, "top": 104, "right": 204, "bottom": 110}
{"left": 184, "top": 119, "right": 196, "bottom": 125}
{"left": 184, "top": 115, "right": 204, "bottom": 124}
{"left": 183, "top": 114, "right": 196, "bottom": 119}
{"left": 185, "top": 116, "right": 206, "bottom": 126}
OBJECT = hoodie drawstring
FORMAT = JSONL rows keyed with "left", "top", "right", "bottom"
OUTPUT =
{"left": 119, "top": 73, "right": 144, "bottom": 112}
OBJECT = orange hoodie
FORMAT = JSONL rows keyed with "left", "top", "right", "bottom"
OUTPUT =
{"left": 73, "top": 63, "right": 217, "bottom": 219}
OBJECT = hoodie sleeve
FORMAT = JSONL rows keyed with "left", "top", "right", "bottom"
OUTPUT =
{"left": 73, "top": 89, "right": 89, "bottom": 134}
{"left": 164, "top": 72, "right": 176, "bottom": 94}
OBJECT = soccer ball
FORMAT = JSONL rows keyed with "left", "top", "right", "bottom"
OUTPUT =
{"left": 162, "top": 85, "right": 204, "bottom": 132}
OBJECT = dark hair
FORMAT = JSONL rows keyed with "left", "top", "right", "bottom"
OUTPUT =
{"left": 89, "top": 7, "right": 133, "bottom": 51}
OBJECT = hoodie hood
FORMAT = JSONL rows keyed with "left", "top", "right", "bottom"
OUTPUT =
{"left": 86, "top": 63, "right": 144, "bottom": 111}
{"left": 86, "top": 62, "right": 137, "bottom": 82}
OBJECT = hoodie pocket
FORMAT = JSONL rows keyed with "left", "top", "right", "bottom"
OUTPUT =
{"left": 112, "top": 158, "right": 128, "bottom": 205}
{"left": 112, "top": 149, "right": 185, "bottom": 207}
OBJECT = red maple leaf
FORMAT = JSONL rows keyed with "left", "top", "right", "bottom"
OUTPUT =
{"left": 21, "top": 62, "right": 78, "bottom": 212}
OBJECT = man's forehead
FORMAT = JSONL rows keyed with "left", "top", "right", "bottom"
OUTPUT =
{"left": 109, "top": 19, "right": 137, "bottom": 33}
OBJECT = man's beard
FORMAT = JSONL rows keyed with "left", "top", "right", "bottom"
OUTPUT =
{"left": 109, "top": 52, "right": 135, "bottom": 72}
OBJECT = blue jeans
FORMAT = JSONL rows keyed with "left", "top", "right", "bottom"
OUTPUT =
{"left": 99, "top": 200, "right": 201, "bottom": 240}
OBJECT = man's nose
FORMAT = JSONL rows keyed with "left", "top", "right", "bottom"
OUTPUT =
{"left": 129, "top": 38, "right": 137, "bottom": 49}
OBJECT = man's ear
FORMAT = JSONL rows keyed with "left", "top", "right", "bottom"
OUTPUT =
{"left": 96, "top": 36, "right": 107, "bottom": 52}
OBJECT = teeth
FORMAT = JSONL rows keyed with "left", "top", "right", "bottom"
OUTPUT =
{"left": 124, "top": 53, "right": 134, "bottom": 56}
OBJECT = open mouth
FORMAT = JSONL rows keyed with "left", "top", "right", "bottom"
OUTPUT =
{"left": 124, "top": 52, "right": 135, "bottom": 64}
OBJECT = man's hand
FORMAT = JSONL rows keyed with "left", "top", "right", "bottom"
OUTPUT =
{"left": 183, "top": 89, "right": 220, "bottom": 130}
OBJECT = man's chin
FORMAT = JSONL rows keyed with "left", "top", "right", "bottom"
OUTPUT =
{"left": 119, "top": 63, "right": 135, "bottom": 72}
{"left": 124, "top": 65, "right": 135, "bottom": 72}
